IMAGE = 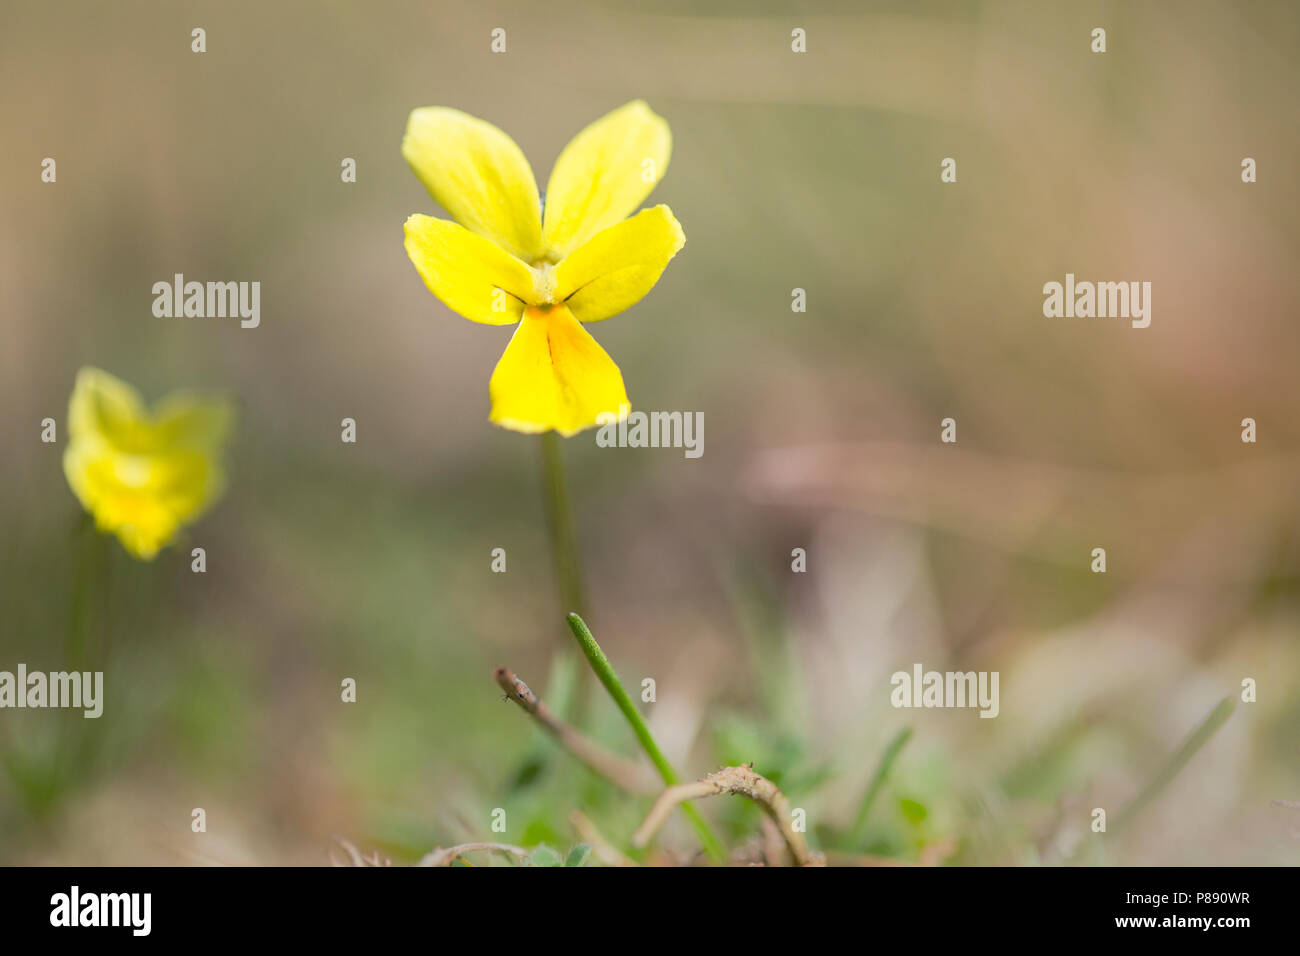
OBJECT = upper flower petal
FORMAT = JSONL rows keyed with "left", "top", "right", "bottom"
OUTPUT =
{"left": 488, "top": 304, "right": 629, "bottom": 437}
{"left": 68, "top": 366, "right": 147, "bottom": 447}
{"left": 555, "top": 205, "right": 684, "bottom": 323}
{"left": 541, "top": 100, "right": 672, "bottom": 260}
{"left": 402, "top": 107, "right": 543, "bottom": 262}
{"left": 404, "top": 214, "right": 537, "bottom": 324}
{"left": 151, "top": 392, "right": 235, "bottom": 451}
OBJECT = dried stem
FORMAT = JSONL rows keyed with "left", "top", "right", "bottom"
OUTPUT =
{"left": 759, "top": 815, "right": 787, "bottom": 866}
{"left": 632, "top": 764, "right": 824, "bottom": 867}
{"left": 494, "top": 667, "right": 653, "bottom": 794}
{"left": 329, "top": 837, "right": 390, "bottom": 867}
{"left": 417, "top": 842, "right": 530, "bottom": 867}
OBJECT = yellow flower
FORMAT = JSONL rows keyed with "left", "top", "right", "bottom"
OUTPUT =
{"left": 402, "top": 100, "right": 684, "bottom": 436}
{"left": 62, "top": 368, "right": 234, "bottom": 561}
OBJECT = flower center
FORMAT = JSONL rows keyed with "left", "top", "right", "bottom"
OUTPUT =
{"left": 113, "top": 454, "right": 154, "bottom": 489}
{"left": 530, "top": 261, "right": 559, "bottom": 304}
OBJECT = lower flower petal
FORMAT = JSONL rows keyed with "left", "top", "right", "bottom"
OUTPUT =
{"left": 63, "top": 443, "right": 225, "bottom": 560}
{"left": 404, "top": 214, "right": 535, "bottom": 324}
{"left": 488, "top": 304, "right": 629, "bottom": 436}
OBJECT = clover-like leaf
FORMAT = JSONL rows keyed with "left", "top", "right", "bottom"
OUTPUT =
{"left": 527, "top": 845, "right": 563, "bottom": 867}
{"left": 563, "top": 844, "right": 592, "bottom": 867}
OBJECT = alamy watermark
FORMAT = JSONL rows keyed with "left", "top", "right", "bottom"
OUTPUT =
{"left": 0, "top": 664, "right": 102, "bottom": 718}
{"left": 152, "top": 273, "right": 260, "bottom": 328}
{"left": 50, "top": 886, "right": 150, "bottom": 936}
{"left": 595, "top": 404, "right": 703, "bottom": 459}
{"left": 891, "top": 663, "right": 999, "bottom": 718}
{"left": 1043, "top": 273, "right": 1151, "bottom": 328}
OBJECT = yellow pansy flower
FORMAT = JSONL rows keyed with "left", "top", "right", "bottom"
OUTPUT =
{"left": 62, "top": 368, "right": 234, "bottom": 561}
{"left": 402, "top": 100, "right": 684, "bottom": 436}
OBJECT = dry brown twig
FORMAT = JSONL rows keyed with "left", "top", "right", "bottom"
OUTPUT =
{"left": 494, "top": 667, "right": 655, "bottom": 794}
{"left": 632, "top": 764, "right": 825, "bottom": 866}
{"left": 417, "top": 842, "right": 530, "bottom": 867}
{"left": 759, "top": 814, "right": 788, "bottom": 866}
{"left": 329, "top": 837, "right": 391, "bottom": 867}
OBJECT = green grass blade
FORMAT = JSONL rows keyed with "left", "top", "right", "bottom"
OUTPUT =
{"left": 565, "top": 613, "right": 727, "bottom": 864}
{"left": 850, "top": 725, "right": 913, "bottom": 844}
{"left": 1113, "top": 696, "right": 1236, "bottom": 835}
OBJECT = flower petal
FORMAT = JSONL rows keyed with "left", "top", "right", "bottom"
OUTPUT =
{"left": 64, "top": 443, "right": 225, "bottom": 560}
{"left": 556, "top": 205, "right": 684, "bottom": 322}
{"left": 404, "top": 214, "right": 537, "bottom": 324}
{"left": 62, "top": 368, "right": 233, "bottom": 561}
{"left": 488, "top": 304, "right": 629, "bottom": 437}
{"left": 402, "top": 107, "right": 543, "bottom": 261}
{"left": 541, "top": 100, "right": 671, "bottom": 259}
{"left": 68, "top": 367, "right": 146, "bottom": 446}
{"left": 151, "top": 393, "right": 236, "bottom": 450}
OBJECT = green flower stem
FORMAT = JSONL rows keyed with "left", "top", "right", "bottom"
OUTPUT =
{"left": 565, "top": 613, "right": 727, "bottom": 864}
{"left": 44, "top": 517, "right": 105, "bottom": 810}
{"left": 539, "top": 432, "right": 587, "bottom": 619}
{"left": 537, "top": 432, "right": 589, "bottom": 725}
{"left": 65, "top": 514, "right": 99, "bottom": 672}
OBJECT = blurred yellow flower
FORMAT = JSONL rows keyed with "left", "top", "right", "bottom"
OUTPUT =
{"left": 62, "top": 368, "right": 234, "bottom": 561}
{"left": 402, "top": 100, "right": 684, "bottom": 436}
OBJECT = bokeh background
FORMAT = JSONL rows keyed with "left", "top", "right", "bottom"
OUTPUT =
{"left": 2, "top": 0, "right": 1297, "bottom": 865}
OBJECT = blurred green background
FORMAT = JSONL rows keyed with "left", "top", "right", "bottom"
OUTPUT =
{"left": 2, "top": 0, "right": 1298, "bottom": 864}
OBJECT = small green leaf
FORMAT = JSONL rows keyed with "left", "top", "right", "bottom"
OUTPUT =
{"left": 528, "top": 845, "right": 563, "bottom": 867}
{"left": 899, "top": 797, "right": 928, "bottom": 825}
{"left": 564, "top": 844, "right": 592, "bottom": 867}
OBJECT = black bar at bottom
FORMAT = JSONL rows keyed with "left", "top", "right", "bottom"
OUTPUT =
{"left": 0, "top": 865, "right": 1279, "bottom": 942}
